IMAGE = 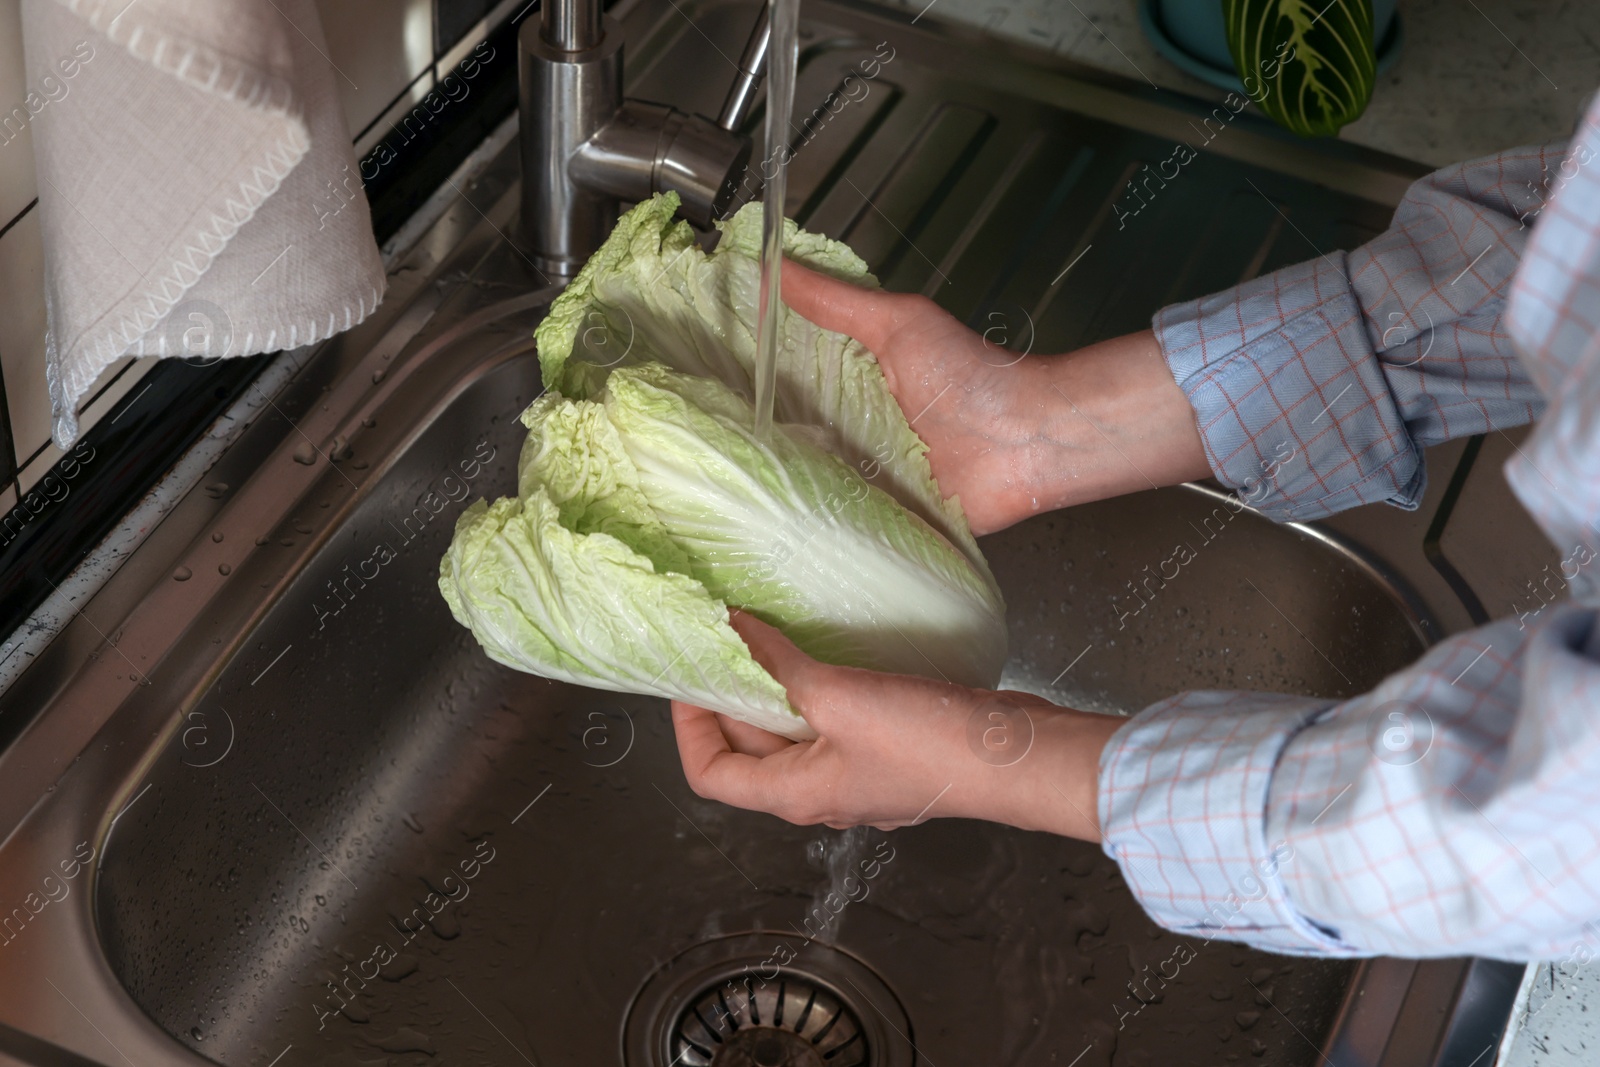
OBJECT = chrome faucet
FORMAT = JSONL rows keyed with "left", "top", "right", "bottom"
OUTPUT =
{"left": 519, "top": 0, "right": 773, "bottom": 276}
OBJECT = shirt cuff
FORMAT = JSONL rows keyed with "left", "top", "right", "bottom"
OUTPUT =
{"left": 1098, "top": 691, "right": 1359, "bottom": 956}
{"left": 1154, "top": 256, "right": 1424, "bottom": 522}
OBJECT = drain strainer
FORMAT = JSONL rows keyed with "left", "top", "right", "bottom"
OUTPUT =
{"left": 671, "top": 971, "right": 866, "bottom": 1066}
{"left": 622, "top": 932, "right": 914, "bottom": 1067}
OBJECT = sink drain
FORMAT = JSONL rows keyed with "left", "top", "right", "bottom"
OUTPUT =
{"left": 622, "top": 933, "right": 914, "bottom": 1067}
{"left": 671, "top": 971, "right": 866, "bottom": 1066}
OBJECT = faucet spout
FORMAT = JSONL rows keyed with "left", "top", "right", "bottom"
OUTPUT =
{"left": 718, "top": 5, "right": 772, "bottom": 132}
{"left": 519, "top": 1, "right": 772, "bottom": 276}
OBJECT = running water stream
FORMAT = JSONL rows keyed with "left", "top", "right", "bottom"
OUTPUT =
{"left": 752, "top": 0, "right": 799, "bottom": 439}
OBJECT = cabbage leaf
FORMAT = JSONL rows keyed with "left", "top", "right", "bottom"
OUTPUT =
{"left": 534, "top": 191, "right": 989, "bottom": 571}
{"left": 441, "top": 195, "right": 1007, "bottom": 738}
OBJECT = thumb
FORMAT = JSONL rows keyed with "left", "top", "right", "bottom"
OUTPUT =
{"left": 727, "top": 611, "right": 818, "bottom": 694}
{"left": 780, "top": 258, "right": 904, "bottom": 355}
{"left": 727, "top": 612, "right": 854, "bottom": 737}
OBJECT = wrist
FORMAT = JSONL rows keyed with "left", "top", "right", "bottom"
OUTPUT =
{"left": 1017, "top": 707, "right": 1124, "bottom": 842}
{"left": 949, "top": 697, "right": 1124, "bottom": 842}
{"left": 1024, "top": 331, "right": 1212, "bottom": 511}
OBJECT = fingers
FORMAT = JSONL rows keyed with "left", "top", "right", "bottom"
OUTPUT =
{"left": 714, "top": 712, "right": 794, "bottom": 758}
{"left": 781, "top": 258, "right": 902, "bottom": 355}
{"left": 670, "top": 700, "right": 796, "bottom": 813}
{"left": 671, "top": 701, "right": 731, "bottom": 772}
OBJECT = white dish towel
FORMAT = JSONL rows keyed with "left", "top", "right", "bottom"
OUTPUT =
{"left": 22, "top": 0, "right": 387, "bottom": 447}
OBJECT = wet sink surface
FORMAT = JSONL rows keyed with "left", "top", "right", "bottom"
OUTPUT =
{"left": 94, "top": 349, "right": 1417, "bottom": 1067}
{"left": 41, "top": 0, "right": 1464, "bottom": 1064}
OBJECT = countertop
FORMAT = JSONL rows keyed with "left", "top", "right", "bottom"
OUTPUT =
{"left": 880, "top": 0, "right": 1596, "bottom": 167}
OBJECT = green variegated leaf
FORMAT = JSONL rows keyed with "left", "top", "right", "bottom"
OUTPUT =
{"left": 1223, "top": 0, "right": 1377, "bottom": 138}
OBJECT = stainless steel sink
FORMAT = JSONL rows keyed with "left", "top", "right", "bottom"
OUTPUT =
{"left": 0, "top": 2, "right": 1526, "bottom": 1065}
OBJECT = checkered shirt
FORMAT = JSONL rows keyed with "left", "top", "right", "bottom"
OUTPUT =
{"left": 1099, "top": 95, "right": 1600, "bottom": 960}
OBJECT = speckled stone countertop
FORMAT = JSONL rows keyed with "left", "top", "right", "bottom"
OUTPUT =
{"left": 876, "top": 2, "right": 1600, "bottom": 1064}
{"left": 882, "top": 0, "right": 1596, "bottom": 166}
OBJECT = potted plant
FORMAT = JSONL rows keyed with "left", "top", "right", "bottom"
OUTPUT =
{"left": 1138, "top": 0, "right": 1402, "bottom": 137}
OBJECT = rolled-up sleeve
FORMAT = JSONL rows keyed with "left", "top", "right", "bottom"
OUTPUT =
{"left": 1099, "top": 607, "right": 1600, "bottom": 960}
{"left": 1102, "top": 104, "right": 1600, "bottom": 961}
{"left": 1155, "top": 145, "right": 1557, "bottom": 522}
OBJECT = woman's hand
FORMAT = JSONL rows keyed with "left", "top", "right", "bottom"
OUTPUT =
{"left": 782, "top": 260, "right": 1210, "bottom": 535}
{"left": 671, "top": 613, "right": 1123, "bottom": 839}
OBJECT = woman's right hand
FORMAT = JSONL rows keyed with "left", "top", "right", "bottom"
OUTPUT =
{"left": 671, "top": 613, "right": 1120, "bottom": 840}
{"left": 782, "top": 260, "right": 1211, "bottom": 535}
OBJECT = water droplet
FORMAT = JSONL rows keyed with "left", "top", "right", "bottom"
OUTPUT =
{"left": 202, "top": 482, "right": 229, "bottom": 499}
{"left": 294, "top": 520, "right": 313, "bottom": 534}
{"left": 173, "top": 566, "right": 192, "bottom": 582}
{"left": 190, "top": 1027, "right": 203, "bottom": 1042}
{"left": 291, "top": 441, "right": 318, "bottom": 465}
{"left": 211, "top": 531, "right": 224, "bottom": 542}
{"left": 427, "top": 909, "right": 461, "bottom": 939}
{"left": 402, "top": 813, "right": 423, "bottom": 833}
{"left": 369, "top": 1027, "right": 432, "bottom": 1054}
{"left": 218, "top": 563, "right": 232, "bottom": 576}
{"left": 380, "top": 955, "right": 419, "bottom": 982}
{"left": 371, "top": 369, "right": 387, "bottom": 383}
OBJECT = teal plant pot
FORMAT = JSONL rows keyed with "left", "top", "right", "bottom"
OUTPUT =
{"left": 1137, "top": 0, "right": 1403, "bottom": 94}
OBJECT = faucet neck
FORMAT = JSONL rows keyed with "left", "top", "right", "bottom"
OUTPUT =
{"left": 542, "top": 0, "right": 604, "bottom": 51}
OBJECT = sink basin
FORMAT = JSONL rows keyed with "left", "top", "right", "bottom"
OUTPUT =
{"left": 0, "top": 2, "right": 1522, "bottom": 1065}
{"left": 87, "top": 332, "right": 1403, "bottom": 1067}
